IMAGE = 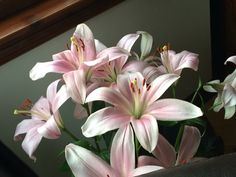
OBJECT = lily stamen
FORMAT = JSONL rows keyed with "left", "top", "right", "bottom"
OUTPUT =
{"left": 18, "top": 98, "right": 33, "bottom": 110}
{"left": 142, "top": 78, "right": 146, "bottom": 86}
{"left": 138, "top": 88, "right": 141, "bottom": 95}
{"left": 14, "top": 109, "right": 49, "bottom": 121}
{"left": 147, "top": 84, "right": 151, "bottom": 91}
{"left": 14, "top": 109, "right": 31, "bottom": 116}
{"left": 78, "top": 38, "right": 85, "bottom": 51}
{"left": 130, "top": 82, "right": 135, "bottom": 93}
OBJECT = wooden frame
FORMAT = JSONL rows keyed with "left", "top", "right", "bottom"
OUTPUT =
{"left": 210, "top": 0, "right": 236, "bottom": 80}
{"left": 0, "top": 0, "right": 124, "bottom": 65}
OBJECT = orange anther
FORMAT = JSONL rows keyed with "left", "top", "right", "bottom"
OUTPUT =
{"left": 130, "top": 83, "right": 135, "bottom": 93}
{"left": 142, "top": 78, "right": 146, "bottom": 86}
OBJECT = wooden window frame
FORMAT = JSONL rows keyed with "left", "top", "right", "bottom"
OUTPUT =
{"left": 0, "top": 0, "right": 124, "bottom": 65}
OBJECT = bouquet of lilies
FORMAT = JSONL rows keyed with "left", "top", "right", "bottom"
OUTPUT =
{"left": 13, "top": 23, "right": 236, "bottom": 177}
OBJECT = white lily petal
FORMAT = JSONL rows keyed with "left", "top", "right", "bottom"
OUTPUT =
{"left": 65, "top": 143, "right": 114, "bottom": 177}
{"left": 46, "top": 80, "right": 60, "bottom": 104}
{"left": 21, "top": 127, "right": 42, "bottom": 161}
{"left": 14, "top": 119, "right": 43, "bottom": 141}
{"left": 224, "top": 69, "right": 236, "bottom": 84}
{"left": 132, "top": 165, "right": 163, "bottom": 176}
{"left": 137, "top": 31, "right": 153, "bottom": 60}
{"left": 148, "top": 99, "right": 203, "bottom": 121}
{"left": 111, "top": 125, "right": 135, "bottom": 177}
{"left": 31, "top": 97, "right": 51, "bottom": 120}
{"left": 95, "top": 39, "right": 107, "bottom": 53}
{"left": 85, "top": 87, "right": 130, "bottom": 111}
{"left": 63, "top": 70, "right": 86, "bottom": 104}
{"left": 222, "top": 84, "right": 236, "bottom": 107}
{"left": 73, "top": 103, "right": 88, "bottom": 119}
{"left": 37, "top": 116, "right": 61, "bottom": 139}
{"left": 176, "top": 126, "right": 201, "bottom": 165}
{"left": 152, "top": 134, "right": 176, "bottom": 168}
{"left": 73, "top": 23, "right": 96, "bottom": 60}
{"left": 131, "top": 115, "right": 158, "bottom": 152}
{"left": 203, "top": 80, "right": 221, "bottom": 93}
{"left": 117, "top": 33, "right": 140, "bottom": 52}
{"left": 224, "top": 106, "right": 236, "bottom": 119}
{"left": 138, "top": 156, "right": 164, "bottom": 167}
{"left": 146, "top": 74, "right": 180, "bottom": 104}
{"left": 82, "top": 107, "right": 130, "bottom": 137}
{"left": 225, "top": 56, "right": 236, "bottom": 65}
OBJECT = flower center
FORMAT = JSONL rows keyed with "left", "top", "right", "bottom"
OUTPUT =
{"left": 14, "top": 99, "right": 50, "bottom": 121}
{"left": 71, "top": 36, "right": 85, "bottom": 66}
{"left": 159, "top": 44, "right": 172, "bottom": 73}
{"left": 96, "top": 62, "right": 118, "bottom": 84}
{"left": 130, "top": 78, "right": 151, "bottom": 119}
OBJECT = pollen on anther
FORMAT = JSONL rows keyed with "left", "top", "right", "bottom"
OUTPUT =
{"left": 130, "top": 83, "right": 135, "bottom": 92}
{"left": 78, "top": 38, "right": 85, "bottom": 51}
{"left": 147, "top": 84, "right": 151, "bottom": 91}
{"left": 142, "top": 78, "right": 146, "bottom": 86}
{"left": 66, "top": 43, "right": 70, "bottom": 50}
{"left": 138, "top": 88, "right": 141, "bottom": 94}
{"left": 97, "top": 69, "right": 104, "bottom": 72}
{"left": 19, "top": 99, "right": 32, "bottom": 110}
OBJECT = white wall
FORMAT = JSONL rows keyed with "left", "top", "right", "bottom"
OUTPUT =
{"left": 0, "top": 0, "right": 211, "bottom": 176}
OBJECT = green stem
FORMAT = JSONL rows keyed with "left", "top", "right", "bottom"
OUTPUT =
{"left": 83, "top": 103, "right": 91, "bottom": 115}
{"left": 62, "top": 127, "right": 79, "bottom": 142}
{"left": 174, "top": 124, "right": 184, "bottom": 151}
{"left": 94, "top": 136, "right": 101, "bottom": 153}
{"left": 191, "top": 89, "right": 199, "bottom": 103}
{"left": 198, "top": 93, "right": 207, "bottom": 114}
{"left": 191, "top": 78, "right": 202, "bottom": 103}
{"left": 134, "top": 136, "right": 140, "bottom": 161}
{"left": 171, "top": 85, "right": 176, "bottom": 98}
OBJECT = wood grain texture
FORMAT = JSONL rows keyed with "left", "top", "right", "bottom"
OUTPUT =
{"left": 0, "top": 0, "right": 124, "bottom": 65}
{"left": 0, "top": 0, "right": 41, "bottom": 19}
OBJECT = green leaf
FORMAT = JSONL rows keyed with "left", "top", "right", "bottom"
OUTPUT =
{"left": 99, "top": 150, "right": 110, "bottom": 163}
{"left": 174, "top": 124, "right": 184, "bottom": 151}
{"left": 183, "top": 117, "right": 207, "bottom": 129}
{"left": 74, "top": 139, "right": 96, "bottom": 152}
{"left": 59, "top": 161, "right": 75, "bottom": 177}
{"left": 60, "top": 160, "right": 71, "bottom": 172}
{"left": 57, "top": 139, "right": 96, "bottom": 158}
{"left": 158, "top": 120, "right": 178, "bottom": 127}
{"left": 191, "top": 77, "right": 202, "bottom": 103}
{"left": 92, "top": 101, "right": 105, "bottom": 113}
{"left": 102, "top": 130, "right": 115, "bottom": 149}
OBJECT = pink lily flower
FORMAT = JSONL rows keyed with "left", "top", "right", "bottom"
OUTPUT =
{"left": 65, "top": 124, "right": 162, "bottom": 177}
{"left": 82, "top": 72, "right": 203, "bottom": 152}
{"left": 14, "top": 80, "right": 69, "bottom": 160}
{"left": 63, "top": 32, "right": 140, "bottom": 105}
{"left": 204, "top": 57, "right": 236, "bottom": 119}
{"left": 62, "top": 33, "right": 143, "bottom": 118}
{"left": 204, "top": 77, "right": 236, "bottom": 119}
{"left": 92, "top": 33, "right": 147, "bottom": 86}
{"left": 144, "top": 46, "right": 199, "bottom": 82}
{"left": 63, "top": 69, "right": 100, "bottom": 119}
{"left": 29, "top": 23, "right": 129, "bottom": 81}
{"left": 138, "top": 125, "right": 201, "bottom": 168}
